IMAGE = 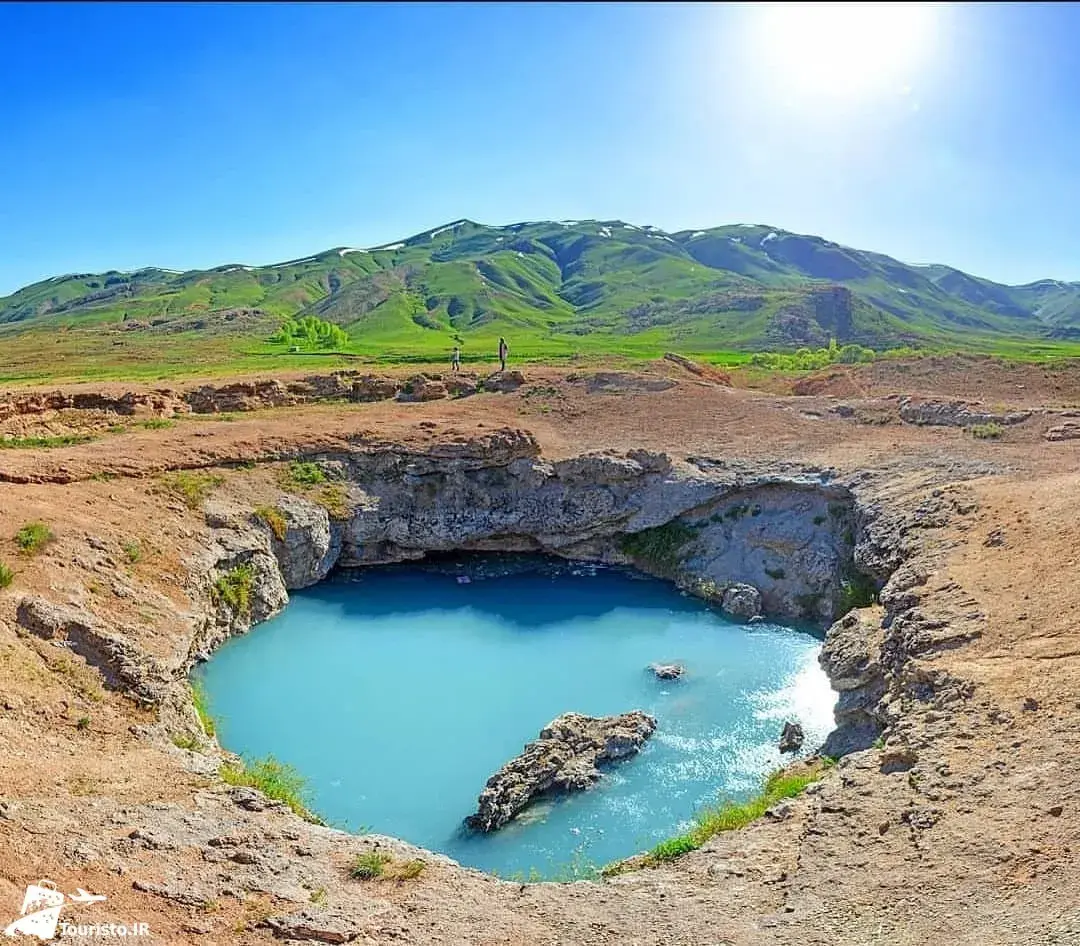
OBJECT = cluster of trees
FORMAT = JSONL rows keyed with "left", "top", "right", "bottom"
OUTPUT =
{"left": 269, "top": 316, "right": 349, "bottom": 350}
{"left": 749, "top": 339, "right": 880, "bottom": 370}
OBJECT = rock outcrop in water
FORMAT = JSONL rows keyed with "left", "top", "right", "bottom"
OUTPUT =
{"left": 778, "top": 721, "right": 805, "bottom": 753}
{"left": 465, "top": 711, "right": 657, "bottom": 832}
{"left": 648, "top": 663, "right": 685, "bottom": 680}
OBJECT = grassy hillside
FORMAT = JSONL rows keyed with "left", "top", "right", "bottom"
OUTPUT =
{"left": 3, "top": 218, "right": 1080, "bottom": 381}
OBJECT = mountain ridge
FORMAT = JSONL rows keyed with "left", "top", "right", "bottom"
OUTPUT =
{"left": 4, "top": 218, "right": 1080, "bottom": 359}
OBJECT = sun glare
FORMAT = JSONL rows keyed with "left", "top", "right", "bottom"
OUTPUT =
{"left": 750, "top": 2, "right": 940, "bottom": 105}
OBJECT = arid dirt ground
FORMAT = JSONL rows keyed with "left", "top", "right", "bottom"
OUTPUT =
{"left": 0, "top": 355, "right": 1078, "bottom": 945}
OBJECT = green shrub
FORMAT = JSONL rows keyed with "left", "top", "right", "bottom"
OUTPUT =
{"left": 838, "top": 573, "right": 877, "bottom": 613}
{"left": 220, "top": 755, "right": 321, "bottom": 823}
{"left": 140, "top": 418, "right": 174, "bottom": 430}
{"left": 15, "top": 522, "right": 54, "bottom": 555}
{"left": 970, "top": 422, "right": 1004, "bottom": 440}
{"left": 161, "top": 471, "right": 224, "bottom": 509}
{"left": 618, "top": 520, "right": 700, "bottom": 572}
{"left": 75, "top": 715, "right": 91, "bottom": 731}
{"left": 283, "top": 461, "right": 327, "bottom": 488}
{"left": 212, "top": 563, "right": 255, "bottom": 616}
{"left": 122, "top": 541, "right": 142, "bottom": 564}
{"left": 0, "top": 562, "right": 13, "bottom": 589}
{"left": 350, "top": 851, "right": 392, "bottom": 880}
{"left": 254, "top": 505, "right": 287, "bottom": 541}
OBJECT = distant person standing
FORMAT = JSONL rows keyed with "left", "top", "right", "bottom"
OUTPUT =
{"left": 451, "top": 346, "right": 461, "bottom": 372}
{"left": 498, "top": 336, "right": 509, "bottom": 372}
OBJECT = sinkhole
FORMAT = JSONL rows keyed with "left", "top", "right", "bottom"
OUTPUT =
{"left": 195, "top": 554, "right": 835, "bottom": 879}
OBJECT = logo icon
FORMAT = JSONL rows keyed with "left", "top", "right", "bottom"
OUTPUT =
{"left": 3, "top": 881, "right": 106, "bottom": 941}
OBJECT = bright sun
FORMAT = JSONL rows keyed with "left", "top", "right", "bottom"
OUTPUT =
{"left": 750, "top": 2, "right": 940, "bottom": 104}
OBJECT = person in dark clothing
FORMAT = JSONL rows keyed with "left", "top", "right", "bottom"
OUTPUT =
{"left": 498, "top": 337, "right": 509, "bottom": 372}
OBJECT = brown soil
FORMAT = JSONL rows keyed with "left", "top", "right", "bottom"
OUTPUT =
{"left": 0, "top": 357, "right": 1078, "bottom": 944}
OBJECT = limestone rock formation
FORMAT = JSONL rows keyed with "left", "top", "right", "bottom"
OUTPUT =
{"left": 778, "top": 721, "right": 805, "bottom": 753}
{"left": 722, "top": 583, "right": 762, "bottom": 619}
{"left": 466, "top": 711, "right": 657, "bottom": 832}
{"left": 15, "top": 596, "right": 168, "bottom": 704}
{"left": 897, "top": 398, "right": 1031, "bottom": 428}
{"left": 648, "top": 663, "right": 685, "bottom": 680}
{"left": 268, "top": 495, "right": 341, "bottom": 590}
{"left": 819, "top": 607, "right": 887, "bottom": 756}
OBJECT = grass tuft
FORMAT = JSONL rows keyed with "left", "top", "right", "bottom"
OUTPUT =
{"left": 314, "top": 483, "right": 349, "bottom": 520}
{"left": 172, "top": 732, "right": 201, "bottom": 751}
{"left": 0, "top": 562, "right": 13, "bottom": 589}
{"left": 15, "top": 522, "right": 54, "bottom": 555}
{"left": 253, "top": 505, "right": 287, "bottom": 541}
{"left": 969, "top": 421, "right": 1004, "bottom": 440}
{"left": 605, "top": 759, "right": 833, "bottom": 874}
{"left": 220, "top": 755, "right": 322, "bottom": 822}
{"left": 122, "top": 540, "right": 142, "bottom": 564}
{"left": 350, "top": 851, "right": 392, "bottom": 880}
{"left": 211, "top": 563, "right": 255, "bottom": 616}
{"left": 386, "top": 858, "right": 426, "bottom": 881}
{"left": 140, "top": 417, "right": 174, "bottom": 430}
{"left": 161, "top": 471, "right": 224, "bottom": 509}
{"left": 0, "top": 433, "right": 96, "bottom": 449}
{"left": 190, "top": 679, "right": 216, "bottom": 738}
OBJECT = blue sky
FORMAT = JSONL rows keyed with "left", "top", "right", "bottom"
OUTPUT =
{"left": 1, "top": 1, "right": 1078, "bottom": 294}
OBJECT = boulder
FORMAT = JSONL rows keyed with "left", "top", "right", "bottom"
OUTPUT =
{"left": 445, "top": 376, "right": 479, "bottom": 398}
{"left": 648, "top": 663, "right": 685, "bottom": 680}
{"left": 349, "top": 375, "right": 400, "bottom": 402}
{"left": 722, "top": 583, "right": 762, "bottom": 620}
{"left": 398, "top": 375, "right": 448, "bottom": 402}
{"left": 466, "top": 711, "right": 657, "bottom": 832}
{"left": 779, "top": 721, "right": 805, "bottom": 753}
{"left": 482, "top": 370, "right": 525, "bottom": 393}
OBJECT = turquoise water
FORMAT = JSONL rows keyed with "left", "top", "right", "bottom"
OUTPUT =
{"left": 196, "top": 556, "right": 835, "bottom": 877}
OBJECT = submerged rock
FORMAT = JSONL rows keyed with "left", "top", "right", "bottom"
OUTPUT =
{"left": 466, "top": 711, "right": 657, "bottom": 832}
{"left": 722, "top": 583, "right": 762, "bottom": 620}
{"left": 779, "top": 721, "right": 805, "bottom": 753}
{"left": 648, "top": 663, "right": 685, "bottom": 680}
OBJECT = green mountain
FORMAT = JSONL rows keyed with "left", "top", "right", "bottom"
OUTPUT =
{"left": 4, "top": 219, "right": 1080, "bottom": 369}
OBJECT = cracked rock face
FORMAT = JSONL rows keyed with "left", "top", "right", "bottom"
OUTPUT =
{"left": 268, "top": 495, "right": 342, "bottom": 590}
{"left": 465, "top": 711, "right": 658, "bottom": 832}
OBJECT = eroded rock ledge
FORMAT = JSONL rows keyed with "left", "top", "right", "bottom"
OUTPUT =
{"left": 466, "top": 712, "right": 658, "bottom": 832}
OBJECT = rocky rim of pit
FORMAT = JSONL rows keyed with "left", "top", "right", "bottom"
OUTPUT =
{"left": 0, "top": 370, "right": 1072, "bottom": 945}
